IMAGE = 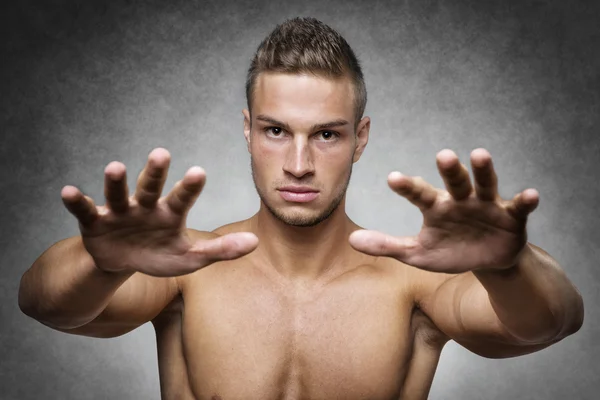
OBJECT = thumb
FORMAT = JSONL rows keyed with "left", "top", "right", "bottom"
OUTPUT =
{"left": 191, "top": 232, "right": 259, "bottom": 265}
{"left": 349, "top": 230, "right": 419, "bottom": 261}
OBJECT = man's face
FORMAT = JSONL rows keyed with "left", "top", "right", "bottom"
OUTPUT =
{"left": 243, "top": 72, "right": 369, "bottom": 227}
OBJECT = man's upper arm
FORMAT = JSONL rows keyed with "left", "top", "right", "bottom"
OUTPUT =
{"left": 53, "top": 229, "right": 220, "bottom": 338}
{"left": 412, "top": 267, "right": 561, "bottom": 358}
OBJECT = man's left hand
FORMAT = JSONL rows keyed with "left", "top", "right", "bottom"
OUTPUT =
{"left": 349, "top": 148, "right": 540, "bottom": 273}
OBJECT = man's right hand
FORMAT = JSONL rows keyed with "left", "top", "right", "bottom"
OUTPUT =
{"left": 60, "top": 148, "right": 258, "bottom": 277}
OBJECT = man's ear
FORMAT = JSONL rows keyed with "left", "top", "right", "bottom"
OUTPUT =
{"left": 353, "top": 116, "right": 370, "bottom": 163}
{"left": 242, "top": 109, "right": 251, "bottom": 152}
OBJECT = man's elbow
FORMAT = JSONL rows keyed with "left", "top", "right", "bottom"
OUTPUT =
{"left": 537, "top": 292, "right": 585, "bottom": 344}
{"left": 558, "top": 293, "right": 584, "bottom": 339}
{"left": 18, "top": 271, "right": 75, "bottom": 329}
{"left": 510, "top": 295, "right": 584, "bottom": 345}
{"left": 18, "top": 271, "right": 37, "bottom": 317}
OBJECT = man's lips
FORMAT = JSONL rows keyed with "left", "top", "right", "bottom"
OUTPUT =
{"left": 278, "top": 186, "right": 319, "bottom": 193}
{"left": 278, "top": 187, "right": 320, "bottom": 202}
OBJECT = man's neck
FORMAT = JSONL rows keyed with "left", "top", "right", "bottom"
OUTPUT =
{"left": 248, "top": 201, "right": 361, "bottom": 281}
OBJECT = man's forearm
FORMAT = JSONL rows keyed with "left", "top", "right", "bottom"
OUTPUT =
{"left": 19, "top": 236, "right": 135, "bottom": 329}
{"left": 472, "top": 243, "right": 584, "bottom": 344}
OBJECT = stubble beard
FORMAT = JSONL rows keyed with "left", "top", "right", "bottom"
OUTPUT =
{"left": 250, "top": 155, "right": 354, "bottom": 228}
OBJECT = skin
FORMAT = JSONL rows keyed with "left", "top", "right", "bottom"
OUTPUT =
{"left": 19, "top": 72, "right": 583, "bottom": 400}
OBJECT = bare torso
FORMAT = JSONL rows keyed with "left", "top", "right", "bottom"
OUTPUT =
{"left": 151, "top": 223, "right": 450, "bottom": 400}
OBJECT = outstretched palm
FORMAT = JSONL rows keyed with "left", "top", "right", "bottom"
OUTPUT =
{"left": 349, "top": 148, "right": 539, "bottom": 273}
{"left": 61, "top": 148, "right": 258, "bottom": 277}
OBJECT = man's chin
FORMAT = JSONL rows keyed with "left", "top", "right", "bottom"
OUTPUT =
{"left": 271, "top": 209, "right": 325, "bottom": 228}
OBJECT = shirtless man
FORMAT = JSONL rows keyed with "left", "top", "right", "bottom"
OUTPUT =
{"left": 19, "top": 17, "right": 584, "bottom": 400}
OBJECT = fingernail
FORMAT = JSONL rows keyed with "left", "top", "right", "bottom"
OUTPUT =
{"left": 389, "top": 171, "right": 403, "bottom": 180}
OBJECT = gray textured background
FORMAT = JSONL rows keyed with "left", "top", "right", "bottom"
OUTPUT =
{"left": 2, "top": 0, "right": 599, "bottom": 399}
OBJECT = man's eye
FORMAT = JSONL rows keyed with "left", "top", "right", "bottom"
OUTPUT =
{"left": 266, "top": 127, "right": 283, "bottom": 136}
{"left": 319, "top": 131, "right": 338, "bottom": 141}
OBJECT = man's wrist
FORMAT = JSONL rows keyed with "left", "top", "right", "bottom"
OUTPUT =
{"left": 473, "top": 243, "right": 532, "bottom": 280}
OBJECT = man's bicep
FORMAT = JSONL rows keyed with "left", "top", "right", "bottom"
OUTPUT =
{"left": 416, "top": 270, "right": 558, "bottom": 359}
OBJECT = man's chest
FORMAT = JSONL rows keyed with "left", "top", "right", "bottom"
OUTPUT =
{"left": 178, "top": 264, "right": 418, "bottom": 399}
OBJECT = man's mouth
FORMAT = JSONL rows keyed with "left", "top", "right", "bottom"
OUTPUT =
{"left": 278, "top": 187, "right": 320, "bottom": 203}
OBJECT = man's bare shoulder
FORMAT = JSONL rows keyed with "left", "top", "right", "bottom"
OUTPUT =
{"left": 378, "top": 257, "right": 456, "bottom": 306}
{"left": 186, "top": 218, "right": 252, "bottom": 238}
{"left": 185, "top": 218, "right": 251, "bottom": 239}
{"left": 212, "top": 218, "right": 254, "bottom": 235}
{"left": 377, "top": 257, "right": 453, "bottom": 344}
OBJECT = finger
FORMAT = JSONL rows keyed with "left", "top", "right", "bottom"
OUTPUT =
{"left": 189, "top": 232, "right": 259, "bottom": 266}
{"left": 471, "top": 148, "right": 498, "bottom": 201}
{"left": 388, "top": 172, "right": 438, "bottom": 211}
{"left": 436, "top": 149, "right": 473, "bottom": 200}
{"left": 134, "top": 148, "right": 171, "bottom": 208}
{"left": 505, "top": 189, "right": 539, "bottom": 220}
{"left": 164, "top": 166, "right": 206, "bottom": 216}
{"left": 61, "top": 185, "right": 99, "bottom": 226}
{"left": 154, "top": 233, "right": 259, "bottom": 276}
{"left": 349, "top": 229, "right": 419, "bottom": 261}
{"left": 104, "top": 162, "right": 129, "bottom": 213}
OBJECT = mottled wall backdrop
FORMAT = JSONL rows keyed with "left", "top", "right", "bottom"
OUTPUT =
{"left": 1, "top": 0, "right": 598, "bottom": 399}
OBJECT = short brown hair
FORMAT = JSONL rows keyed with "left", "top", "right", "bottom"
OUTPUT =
{"left": 245, "top": 17, "right": 367, "bottom": 126}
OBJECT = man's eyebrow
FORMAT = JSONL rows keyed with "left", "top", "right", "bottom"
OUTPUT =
{"left": 255, "top": 115, "right": 350, "bottom": 132}
{"left": 310, "top": 119, "right": 349, "bottom": 131}
{"left": 255, "top": 115, "right": 292, "bottom": 131}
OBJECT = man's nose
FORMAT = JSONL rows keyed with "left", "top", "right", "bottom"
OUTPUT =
{"left": 282, "top": 137, "right": 314, "bottom": 178}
